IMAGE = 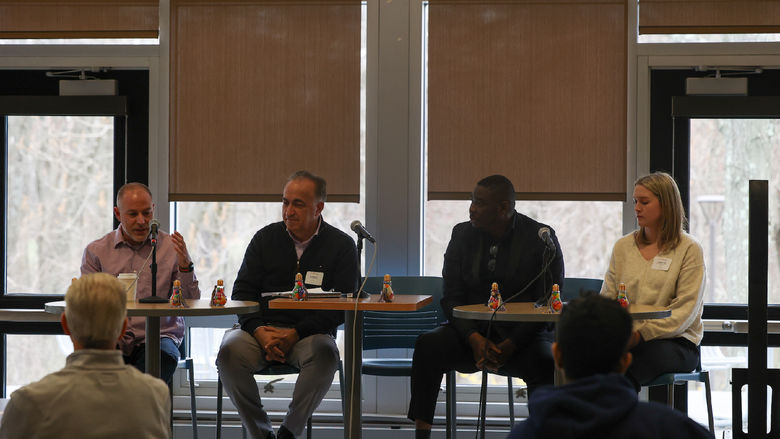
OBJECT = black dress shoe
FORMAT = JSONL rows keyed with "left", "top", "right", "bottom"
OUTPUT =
{"left": 277, "top": 425, "right": 295, "bottom": 439}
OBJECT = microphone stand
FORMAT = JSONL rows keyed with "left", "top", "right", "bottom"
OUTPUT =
{"left": 533, "top": 248, "right": 557, "bottom": 308}
{"left": 354, "top": 235, "right": 369, "bottom": 298}
{"left": 140, "top": 234, "right": 167, "bottom": 303}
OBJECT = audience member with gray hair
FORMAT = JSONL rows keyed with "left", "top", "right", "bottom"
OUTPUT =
{"left": 0, "top": 273, "right": 171, "bottom": 439}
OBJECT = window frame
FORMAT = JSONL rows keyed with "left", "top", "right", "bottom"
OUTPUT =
{"left": 0, "top": 68, "right": 150, "bottom": 397}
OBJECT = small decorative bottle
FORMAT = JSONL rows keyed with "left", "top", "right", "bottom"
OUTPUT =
{"left": 291, "top": 273, "right": 308, "bottom": 301}
{"left": 170, "top": 279, "right": 184, "bottom": 307}
{"left": 617, "top": 282, "right": 629, "bottom": 308}
{"left": 487, "top": 282, "right": 506, "bottom": 311}
{"left": 211, "top": 279, "right": 227, "bottom": 307}
{"left": 549, "top": 284, "right": 563, "bottom": 313}
{"left": 379, "top": 274, "right": 394, "bottom": 302}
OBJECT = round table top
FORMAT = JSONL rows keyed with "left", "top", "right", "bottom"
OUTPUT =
{"left": 453, "top": 302, "right": 671, "bottom": 322}
{"left": 268, "top": 294, "right": 432, "bottom": 311}
{"left": 45, "top": 299, "right": 259, "bottom": 317}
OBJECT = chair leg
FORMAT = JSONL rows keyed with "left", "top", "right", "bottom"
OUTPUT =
{"left": 666, "top": 384, "right": 675, "bottom": 408}
{"left": 446, "top": 370, "right": 456, "bottom": 439}
{"left": 702, "top": 372, "right": 714, "bottom": 433}
{"left": 169, "top": 382, "right": 174, "bottom": 432}
{"left": 507, "top": 378, "right": 514, "bottom": 426}
{"left": 307, "top": 416, "right": 313, "bottom": 439}
{"left": 216, "top": 377, "right": 223, "bottom": 439}
{"left": 188, "top": 361, "right": 198, "bottom": 439}
{"left": 338, "top": 360, "right": 346, "bottom": 437}
{"left": 338, "top": 360, "right": 349, "bottom": 439}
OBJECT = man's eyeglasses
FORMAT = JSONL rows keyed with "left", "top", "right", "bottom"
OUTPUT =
{"left": 487, "top": 244, "right": 498, "bottom": 272}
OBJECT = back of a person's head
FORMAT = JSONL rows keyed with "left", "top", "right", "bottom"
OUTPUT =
{"left": 65, "top": 273, "right": 127, "bottom": 349}
{"left": 556, "top": 295, "right": 632, "bottom": 380}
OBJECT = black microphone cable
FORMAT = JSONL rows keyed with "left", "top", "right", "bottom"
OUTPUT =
{"left": 474, "top": 247, "right": 557, "bottom": 439}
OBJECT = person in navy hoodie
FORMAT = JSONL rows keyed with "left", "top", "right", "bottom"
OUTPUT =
{"left": 508, "top": 294, "right": 713, "bottom": 439}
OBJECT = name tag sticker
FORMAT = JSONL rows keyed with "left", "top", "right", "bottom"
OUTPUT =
{"left": 305, "top": 271, "right": 324, "bottom": 286}
{"left": 651, "top": 257, "right": 672, "bottom": 271}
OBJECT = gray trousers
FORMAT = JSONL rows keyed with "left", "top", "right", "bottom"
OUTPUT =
{"left": 216, "top": 326, "right": 339, "bottom": 439}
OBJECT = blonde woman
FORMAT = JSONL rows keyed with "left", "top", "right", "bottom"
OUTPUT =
{"left": 601, "top": 172, "right": 706, "bottom": 390}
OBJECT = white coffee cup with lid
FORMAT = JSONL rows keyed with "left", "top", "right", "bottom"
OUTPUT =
{"left": 117, "top": 273, "right": 137, "bottom": 303}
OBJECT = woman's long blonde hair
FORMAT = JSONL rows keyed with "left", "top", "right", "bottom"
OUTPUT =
{"left": 634, "top": 172, "right": 687, "bottom": 252}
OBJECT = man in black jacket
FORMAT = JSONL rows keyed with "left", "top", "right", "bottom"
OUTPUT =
{"left": 217, "top": 170, "right": 359, "bottom": 439}
{"left": 408, "top": 175, "right": 564, "bottom": 439}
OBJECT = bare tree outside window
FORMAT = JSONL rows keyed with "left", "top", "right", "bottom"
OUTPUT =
{"left": 5, "top": 115, "right": 114, "bottom": 391}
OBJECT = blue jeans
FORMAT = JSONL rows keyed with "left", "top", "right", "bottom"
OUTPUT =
{"left": 123, "top": 337, "right": 181, "bottom": 384}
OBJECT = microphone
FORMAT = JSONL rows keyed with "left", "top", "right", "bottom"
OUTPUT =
{"left": 538, "top": 227, "right": 556, "bottom": 252}
{"left": 350, "top": 220, "right": 376, "bottom": 244}
{"left": 149, "top": 219, "right": 160, "bottom": 244}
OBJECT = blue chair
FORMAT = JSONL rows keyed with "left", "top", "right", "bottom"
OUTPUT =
{"left": 560, "top": 277, "right": 603, "bottom": 301}
{"left": 171, "top": 336, "right": 198, "bottom": 439}
{"left": 643, "top": 351, "right": 714, "bottom": 432}
{"left": 360, "top": 276, "right": 461, "bottom": 438}
{"left": 360, "top": 276, "right": 446, "bottom": 376}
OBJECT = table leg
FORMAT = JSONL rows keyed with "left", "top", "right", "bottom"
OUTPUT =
{"left": 479, "top": 370, "right": 487, "bottom": 439}
{"left": 145, "top": 316, "right": 161, "bottom": 378}
{"left": 554, "top": 368, "right": 564, "bottom": 385}
{"left": 344, "top": 310, "right": 363, "bottom": 439}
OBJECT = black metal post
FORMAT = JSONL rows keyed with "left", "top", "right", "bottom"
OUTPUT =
{"left": 139, "top": 235, "right": 166, "bottom": 303}
{"left": 747, "top": 180, "right": 768, "bottom": 437}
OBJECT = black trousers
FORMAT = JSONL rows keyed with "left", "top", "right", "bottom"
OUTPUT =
{"left": 407, "top": 324, "right": 554, "bottom": 424}
{"left": 626, "top": 337, "right": 700, "bottom": 391}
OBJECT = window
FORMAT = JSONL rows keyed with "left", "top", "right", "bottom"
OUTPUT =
{"left": 5, "top": 334, "right": 73, "bottom": 393}
{"left": 0, "top": 39, "right": 157, "bottom": 45}
{"left": 3, "top": 115, "right": 114, "bottom": 391}
{"left": 689, "top": 118, "right": 780, "bottom": 305}
{"left": 424, "top": 200, "right": 623, "bottom": 279}
{"left": 0, "top": 69, "right": 150, "bottom": 397}
{"left": 689, "top": 117, "right": 780, "bottom": 432}
{"left": 6, "top": 116, "right": 114, "bottom": 296}
{"left": 649, "top": 69, "right": 780, "bottom": 434}
{"left": 638, "top": 34, "right": 780, "bottom": 44}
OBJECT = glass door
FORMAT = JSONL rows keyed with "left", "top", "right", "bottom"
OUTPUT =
{"left": 651, "top": 69, "right": 780, "bottom": 435}
{"left": 688, "top": 116, "right": 780, "bottom": 435}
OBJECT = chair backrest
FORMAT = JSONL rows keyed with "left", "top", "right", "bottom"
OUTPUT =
{"left": 360, "top": 276, "right": 444, "bottom": 351}
{"left": 561, "top": 277, "right": 604, "bottom": 301}
{"left": 179, "top": 334, "right": 188, "bottom": 357}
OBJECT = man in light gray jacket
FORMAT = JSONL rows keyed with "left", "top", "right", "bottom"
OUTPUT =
{"left": 0, "top": 273, "right": 170, "bottom": 439}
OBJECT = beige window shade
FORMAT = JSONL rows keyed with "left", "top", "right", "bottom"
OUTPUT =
{"left": 639, "top": 0, "right": 780, "bottom": 34}
{"left": 0, "top": 1, "right": 158, "bottom": 39}
{"left": 170, "top": 0, "right": 361, "bottom": 202}
{"left": 427, "top": 0, "right": 627, "bottom": 201}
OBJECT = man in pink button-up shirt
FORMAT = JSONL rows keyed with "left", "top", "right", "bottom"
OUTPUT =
{"left": 81, "top": 182, "right": 200, "bottom": 384}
